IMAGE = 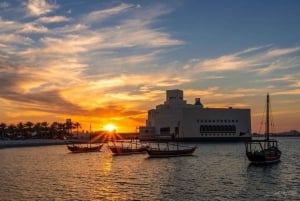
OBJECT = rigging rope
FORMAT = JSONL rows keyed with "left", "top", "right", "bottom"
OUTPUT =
{"left": 257, "top": 94, "right": 277, "bottom": 136}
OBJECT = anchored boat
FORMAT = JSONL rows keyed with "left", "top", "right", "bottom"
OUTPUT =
{"left": 146, "top": 142, "right": 197, "bottom": 158}
{"left": 245, "top": 94, "right": 281, "bottom": 164}
{"left": 108, "top": 138, "right": 149, "bottom": 155}
{"left": 67, "top": 143, "right": 103, "bottom": 153}
{"left": 66, "top": 131, "right": 103, "bottom": 153}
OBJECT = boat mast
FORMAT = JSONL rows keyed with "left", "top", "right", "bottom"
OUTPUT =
{"left": 89, "top": 123, "right": 92, "bottom": 148}
{"left": 266, "top": 93, "right": 270, "bottom": 141}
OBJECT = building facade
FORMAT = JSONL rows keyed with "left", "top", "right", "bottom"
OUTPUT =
{"left": 139, "top": 89, "right": 251, "bottom": 141}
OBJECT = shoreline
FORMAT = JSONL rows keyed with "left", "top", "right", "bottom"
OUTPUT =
{"left": 0, "top": 139, "right": 67, "bottom": 149}
{"left": 1, "top": 135, "right": 299, "bottom": 149}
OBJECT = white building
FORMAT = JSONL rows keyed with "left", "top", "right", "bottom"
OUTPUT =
{"left": 139, "top": 89, "right": 251, "bottom": 141}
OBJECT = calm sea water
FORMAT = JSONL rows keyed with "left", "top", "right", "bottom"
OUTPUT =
{"left": 0, "top": 138, "right": 299, "bottom": 201}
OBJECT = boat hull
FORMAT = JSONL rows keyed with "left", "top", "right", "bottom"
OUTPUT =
{"left": 146, "top": 146, "right": 196, "bottom": 158}
{"left": 67, "top": 144, "right": 103, "bottom": 153}
{"left": 108, "top": 146, "right": 147, "bottom": 155}
{"left": 246, "top": 151, "right": 281, "bottom": 164}
{"left": 245, "top": 140, "right": 281, "bottom": 164}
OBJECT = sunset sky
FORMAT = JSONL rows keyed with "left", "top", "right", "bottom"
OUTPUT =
{"left": 1, "top": 0, "right": 300, "bottom": 132}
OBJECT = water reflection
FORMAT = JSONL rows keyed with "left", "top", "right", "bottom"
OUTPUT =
{"left": 102, "top": 154, "right": 113, "bottom": 176}
{"left": 1, "top": 139, "right": 299, "bottom": 200}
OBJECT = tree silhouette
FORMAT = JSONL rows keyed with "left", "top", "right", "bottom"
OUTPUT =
{"left": 0, "top": 120, "right": 85, "bottom": 140}
{"left": 0, "top": 123, "right": 7, "bottom": 140}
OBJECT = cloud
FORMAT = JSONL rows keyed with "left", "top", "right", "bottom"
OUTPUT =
{"left": 186, "top": 45, "right": 300, "bottom": 75}
{"left": 39, "top": 35, "right": 101, "bottom": 54}
{"left": 0, "top": 17, "right": 21, "bottom": 33}
{"left": 89, "top": 23, "right": 182, "bottom": 50}
{"left": 0, "top": 2, "right": 9, "bottom": 8}
{"left": 200, "top": 55, "right": 249, "bottom": 71}
{"left": 0, "top": 33, "right": 33, "bottom": 45}
{"left": 19, "top": 23, "right": 48, "bottom": 33}
{"left": 265, "top": 47, "right": 300, "bottom": 57}
{"left": 36, "top": 16, "right": 71, "bottom": 24}
{"left": 53, "top": 24, "right": 88, "bottom": 34}
{"left": 272, "top": 88, "right": 300, "bottom": 96}
{"left": 26, "top": 0, "right": 58, "bottom": 16}
{"left": 83, "top": 3, "right": 134, "bottom": 24}
{"left": 253, "top": 57, "right": 300, "bottom": 75}
{"left": 0, "top": 64, "right": 87, "bottom": 116}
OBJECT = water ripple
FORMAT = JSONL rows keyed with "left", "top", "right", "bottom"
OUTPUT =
{"left": 0, "top": 138, "right": 300, "bottom": 200}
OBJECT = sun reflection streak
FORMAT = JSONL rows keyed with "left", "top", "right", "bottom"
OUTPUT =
{"left": 102, "top": 153, "right": 112, "bottom": 176}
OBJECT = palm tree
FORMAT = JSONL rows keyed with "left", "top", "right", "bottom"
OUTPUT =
{"left": 0, "top": 122, "right": 7, "bottom": 140}
{"left": 41, "top": 121, "right": 49, "bottom": 138}
{"left": 7, "top": 124, "right": 16, "bottom": 139}
{"left": 17, "top": 122, "right": 25, "bottom": 139}
{"left": 58, "top": 122, "right": 66, "bottom": 136}
{"left": 65, "top": 119, "right": 72, "bottom": 137}
{"left": 73, "top": 122, "right": 81, "bottom": 139}
{"left": 50, "top": 122, "right": 62, "bottom": 139}
{"left": 25, "top": 121, "right": 34, "bottom": 130}
{"left": 25, "top": 121, "right": 34, "bottom": 139}
{"left": 33, "top": 122, "right": 42, "bottom": 138}
{"left": 0, "top": 121, "right": 87, "bottom": 139}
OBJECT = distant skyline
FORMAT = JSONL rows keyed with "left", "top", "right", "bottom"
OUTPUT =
{"left": 0, "top": 0, "right": 300, "bottom": 132}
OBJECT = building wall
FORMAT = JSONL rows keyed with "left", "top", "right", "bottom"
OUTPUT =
{"left": 140, "top": 89, "right": 252, "bottom": 141}
{"left": 180, "top": 108, "right": 251, "bottom": 139}
{"left": 146, "top": 106, "right": 251, "bottom": 138}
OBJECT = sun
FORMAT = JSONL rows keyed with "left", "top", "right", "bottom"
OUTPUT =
{"left": 104, "top": 124, "right": 117, "bottom": 132}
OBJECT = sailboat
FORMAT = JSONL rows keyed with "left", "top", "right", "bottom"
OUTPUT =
{"left": 145, "top": 122, "right": 197, "bottom": 158}
{"left": 245, "top": 93, "right": 281, "bottom": 164}
{"left": 146, "top": 142, "right": 197, "bottom": 158}
{"left": 108, "top": 138, "right": 149, "bottom": 155}
{"left": 67, "top": 142, "right": 103, "bottom": 153}
{"left": 66, "top": 124, "right": 103, "bottom": 153}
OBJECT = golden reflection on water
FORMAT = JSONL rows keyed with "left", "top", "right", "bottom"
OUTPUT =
{"left": 2, "top": 140, "right": 299, "bottom": 200}
{"left": 91, "top": 146, "right": 157, "bottom": 201}
{"left": 92, "top": 148, "right": 123, "bottom": 201}
{"left": 103, "top": 154, "right": 112, "bottom": 176}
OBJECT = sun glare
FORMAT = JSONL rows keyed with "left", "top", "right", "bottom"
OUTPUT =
{"left": 104, "top": 124, "right": 117, "bottom": 132}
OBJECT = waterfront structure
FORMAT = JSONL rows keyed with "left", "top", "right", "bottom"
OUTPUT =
{"left": 139, "top": 89, "right": 251, "bottom": 141}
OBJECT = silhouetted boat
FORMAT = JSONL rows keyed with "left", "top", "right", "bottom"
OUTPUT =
{"left": 146, "top": 142, "right": 197, "bottom": 158}
{"left": 66, "top": 130, "right": 103, "bottom": 153}
{"left": 67, "top": 143, "right": 103, "bottom": 153}
{"left": 245, "top": 93, "right": 281, "bottom": 164}
{"left": 108, "top": 138, "right": 148, "bottom": 155}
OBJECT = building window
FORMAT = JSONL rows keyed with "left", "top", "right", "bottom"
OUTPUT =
{"left": 160, "top": 127, "right": 170, "bottom": 135}
{"left": 200, "top": 125, "right": 236, "bottom": 133}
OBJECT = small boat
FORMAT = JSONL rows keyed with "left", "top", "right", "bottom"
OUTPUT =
{"left": 108, "top": 138, "right": 149, "bottom": 155}
{"left": 67, "top": 143, "right": 103, "bottom": 153}
{"left": 245, "top": 93, "right": 281, "bottom": 164}
{"left": 146, "top": 142, "right": 197, "bottom": 158}
{"left": 66, "top": 128, "right": 103, "bottom": 153}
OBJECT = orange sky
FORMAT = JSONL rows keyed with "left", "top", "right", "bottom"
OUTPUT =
{"left": 1, "top": 89, "right": 299, "bottom": 133}
{"left": 1, "top": 1, "right": 300, "bottom": 133}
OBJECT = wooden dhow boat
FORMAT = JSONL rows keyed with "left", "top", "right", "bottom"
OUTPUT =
{"left": 108, "top": 138, "right": 149, "bottom": 155}
{"left": 66, "top": 131, "right": 103, "bottom": 153}
{"left": 245, "top": 93, "right": 281, "bottom": 164}
{"left": 67, "top": 143, "right": 103, "bottom": 153}
{"left": 146, "top": 142, "right": 197, "bottom": 158}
